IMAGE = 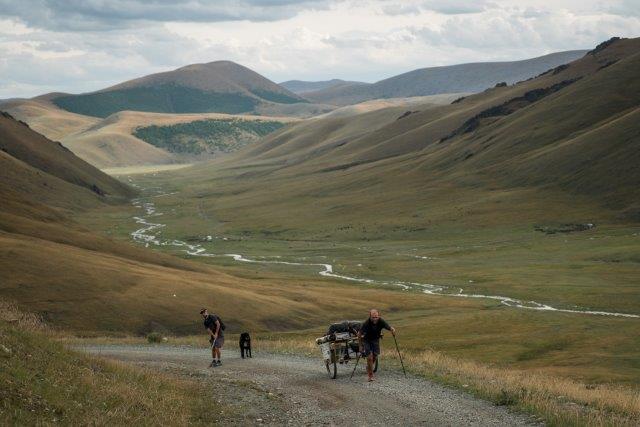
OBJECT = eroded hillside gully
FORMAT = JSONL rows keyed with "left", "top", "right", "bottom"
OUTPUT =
{"left": 129, "top": 183, "right": 639, "bottom": 319}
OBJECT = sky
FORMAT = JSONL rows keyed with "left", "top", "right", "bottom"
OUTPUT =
{"left": 0, "top": 0, "right": 638, "bottom": 98}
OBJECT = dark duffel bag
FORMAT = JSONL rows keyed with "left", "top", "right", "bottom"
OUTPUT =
{"left": 327, "top": 320, "right": 362, "bottom": 335}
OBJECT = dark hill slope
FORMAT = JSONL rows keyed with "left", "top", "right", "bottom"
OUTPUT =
{"left": 180, "top": 38, "right": 639, "bottom": 230}
{"left": 305, "top": 50, "right": 587, "bottom": 106}
{"left": 50, "top": 61, "right": 306, "bottom": 118}
{"left": 0, "top": 112, "right": 133, "bottom": 205}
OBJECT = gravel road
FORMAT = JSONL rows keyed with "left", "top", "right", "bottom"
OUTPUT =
{"left": 77, "top": 344, "right": 540, "bottom": 426}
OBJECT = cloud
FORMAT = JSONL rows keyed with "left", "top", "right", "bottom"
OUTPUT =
{"left": 0, "top": 0, "right": 338, "bottom": 31}
{"left": 607, "top": 0, "right": 640, "bottom": 17}
{"left": 411, "top": 7, "right": 640, "bottom": 52}
{"left": 0, "top": 0, "right": 639, "bottom": 98}
{"left": 381, "top": 0, "right": 491, "bottom": 16}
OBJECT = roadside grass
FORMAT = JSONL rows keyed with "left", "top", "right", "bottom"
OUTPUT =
{"left": 0, "top": 302, "right": 223, "bottom": 425}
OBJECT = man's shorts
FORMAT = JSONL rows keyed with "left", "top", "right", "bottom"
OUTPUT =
{"left": 362, "top": 340, "right": 380, "bottom": 356}
{"left": 213, "top": 337, "right": 224, "bottom": 349}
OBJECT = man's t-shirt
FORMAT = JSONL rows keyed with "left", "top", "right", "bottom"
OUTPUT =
{"left": 203, "top": 314, "right": 224, "bottom": 338}
{"left": 359, "top": 318, "right": 391, "bottom": 342}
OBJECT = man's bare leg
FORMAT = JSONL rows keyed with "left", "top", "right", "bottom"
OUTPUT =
{"left": 367, "top": 354, "right": 375, "bottom": 381}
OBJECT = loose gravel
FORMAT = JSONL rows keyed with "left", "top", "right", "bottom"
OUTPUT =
{"left": 77, "top": 344, "right": 541, "bottom": 426}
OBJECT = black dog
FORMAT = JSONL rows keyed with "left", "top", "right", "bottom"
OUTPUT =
{"left": 239, "top": 332, "right": 252, "bottom": 359}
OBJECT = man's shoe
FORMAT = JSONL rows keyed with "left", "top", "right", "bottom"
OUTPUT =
{"left": 215, "top": 360, "right": 222, "bottom": 366}
{"left": 209, "top": 360, "right": 216, "bottom": 368}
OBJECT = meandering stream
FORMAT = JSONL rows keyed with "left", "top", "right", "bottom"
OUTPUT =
{"left": 130, "top": 194, "right": 639, "bottom": 319}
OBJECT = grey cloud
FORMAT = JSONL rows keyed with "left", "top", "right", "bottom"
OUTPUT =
{"left": 0, "top": 0, "right": 337, "bottom": 31}
{"left": 381, "top": 0, "right": 491, "bottom": 16}
{"left": 409, "top": 9, "right": 640, "bottom": 52}
{"left": 607, "top": 0, "right": 640, "bottom": 17}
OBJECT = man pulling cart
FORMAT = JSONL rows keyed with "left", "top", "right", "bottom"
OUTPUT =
{"left": 316, "top": 309, "right": 400, "bottom": 381}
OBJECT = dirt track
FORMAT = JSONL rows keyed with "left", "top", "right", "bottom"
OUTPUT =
{"left": 78, "top": 344, "right": 540, "bottom": 426}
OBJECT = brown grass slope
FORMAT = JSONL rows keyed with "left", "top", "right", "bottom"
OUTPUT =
{"left": 0, "top": 112, "right": 455, "bottom": 335}
{"left": 206, "top": 37, "right": 639, "bottom": 217}
{"left": 63, "top": 110, "right": 298, "bottom": 168}
{"left": 0, "top": 100, "right": 300, "bottom": 168}
{"left": 0, "top": 98, "right": 99, "bottom": 141}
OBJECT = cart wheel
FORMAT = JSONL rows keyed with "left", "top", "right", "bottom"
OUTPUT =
{"left": 373, "top": 356, "right": 379, "bottom": 373}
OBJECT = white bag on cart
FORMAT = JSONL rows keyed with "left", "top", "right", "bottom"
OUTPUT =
{"left": 320, "top": 342, "right": 331, "bottom": 360}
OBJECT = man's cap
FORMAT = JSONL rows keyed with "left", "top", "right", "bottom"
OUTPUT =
{"left": 199, "top": 308, "right": 207, "bottom": 314}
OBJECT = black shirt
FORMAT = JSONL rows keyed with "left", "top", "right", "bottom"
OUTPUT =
{"left": 203, "top": 314, "right": 223, "bottom": 337}
{"left": 359, "top": 318, "right": 391, "bottom": 342}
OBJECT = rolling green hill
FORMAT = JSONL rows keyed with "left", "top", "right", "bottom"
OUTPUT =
{"left": 49, "top": 61, "right": 307, "bottom": 118}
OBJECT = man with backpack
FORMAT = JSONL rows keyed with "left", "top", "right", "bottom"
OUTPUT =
{"left": 357, "top": 309, "right": 396, "bottom": 382}
{"left": 200, "top": 308, "right": 225, "bottom": 367}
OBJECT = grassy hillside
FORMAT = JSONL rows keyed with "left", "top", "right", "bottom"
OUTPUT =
{"left": 133, "top": 118, "right": 286, "bottom": 157}
{"left": 50, "top": 61, "right": 306, "bottom": 118}
{"left": 223, "top": 38, "right": 639, "bottom": 213}
{"left": 53, "top": 84, "right": 260, "bottom": 117}
{"left": 305, "top": 50, "right": 587, "bottom": 106}
{"left": 66, "top": 111, "right": 296, "bottom": 168}
{"left": 0, "top": 303, "right": 221, "bottom": 425}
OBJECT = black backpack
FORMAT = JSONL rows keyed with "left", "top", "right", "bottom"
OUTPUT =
{"left": 207, "top": 314, "right": 226, "bottom": 331}
{"left": 216, "top": 315, "right": 226, "bottom": 331}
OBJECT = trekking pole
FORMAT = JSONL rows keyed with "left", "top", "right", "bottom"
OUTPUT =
{"left": 350, "top": 353, "right": 361, "bottom": 379}
{"left": 392, "top": 334, "right": 407, "bottom": 377}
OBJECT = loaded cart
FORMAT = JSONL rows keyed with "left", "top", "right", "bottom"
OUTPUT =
{"left": 316, "top": 320, "right": 378, "bottom": 379}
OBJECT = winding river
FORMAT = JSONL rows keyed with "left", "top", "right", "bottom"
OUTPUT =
{"left": 130, "top": 194, "right": 639, "bottom": 319}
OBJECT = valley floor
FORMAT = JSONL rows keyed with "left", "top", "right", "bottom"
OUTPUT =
{"left": 76, "top": 170, "right": 640, "bottom": 386}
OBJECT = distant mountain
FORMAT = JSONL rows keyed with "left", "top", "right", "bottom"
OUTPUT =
{"left": 49, "top": 61, "right": 307, "bottom": 118}
{"left": 280, "top": 79, "right": 368, "bottom": 94}
{"left": 304, "top": 50, "right": 588, "bottom": 106}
